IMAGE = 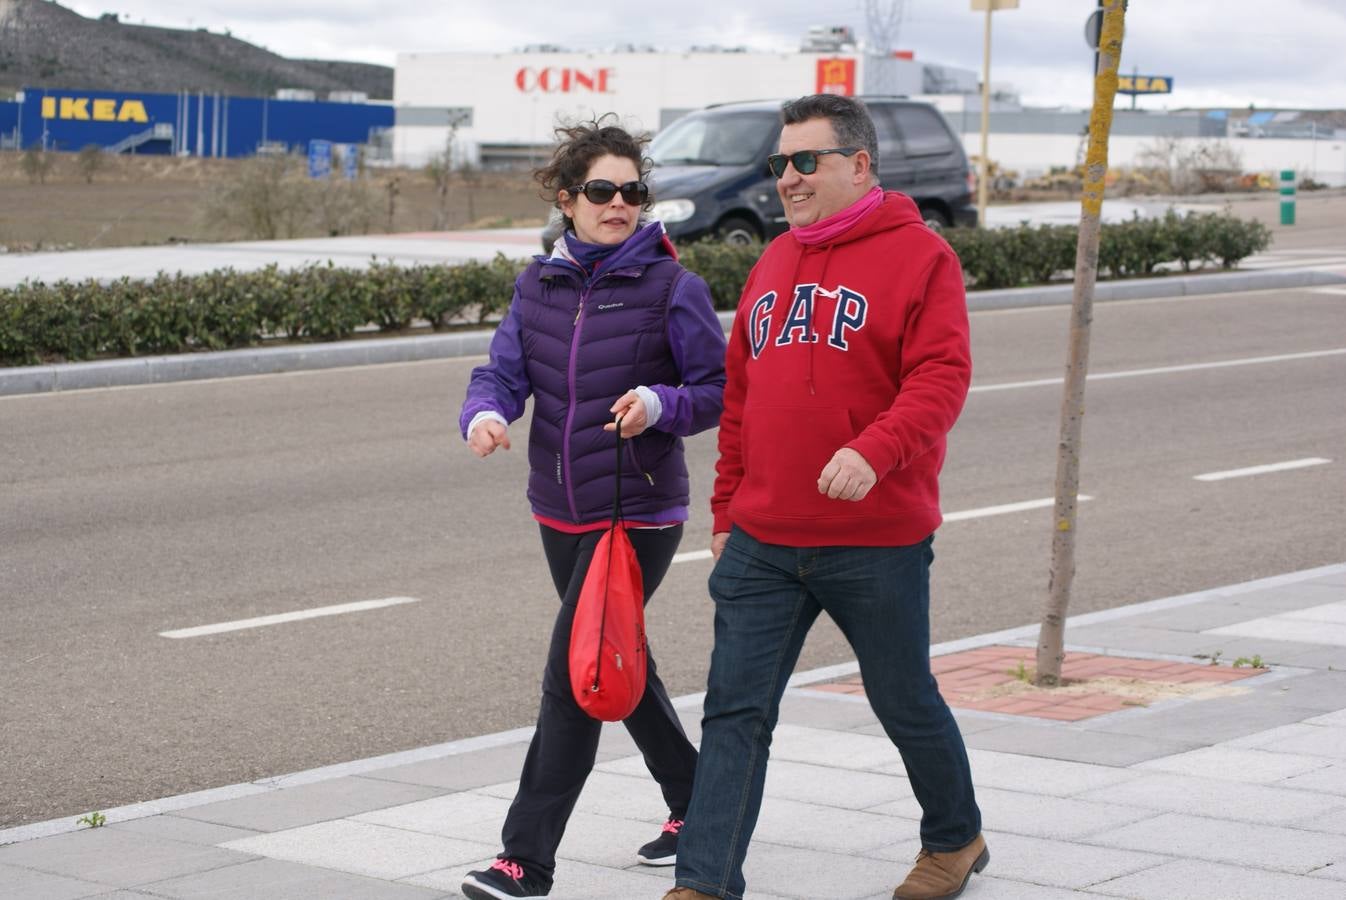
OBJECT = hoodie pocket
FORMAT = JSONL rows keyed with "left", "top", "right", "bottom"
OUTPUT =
{"left": 741, "top": 405, "right": 860, "bottom": 519}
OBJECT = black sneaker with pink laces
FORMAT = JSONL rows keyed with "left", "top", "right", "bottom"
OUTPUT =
{"left": 461, "top": 857, "right": 549, "bottom": 899}
{"left": 636, "top": 815, "right": 684, "bottom": 866}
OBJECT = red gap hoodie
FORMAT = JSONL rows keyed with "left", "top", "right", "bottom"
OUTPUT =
{"left": 711, "top": 191, "right": 971, "bottom": 547}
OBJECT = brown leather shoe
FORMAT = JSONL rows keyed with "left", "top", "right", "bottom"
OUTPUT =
{"left": 892, "top": 833, "right": 989, "bottom": 900}
{"left": 662, "top": 888, "right": 718, "bottom": 900}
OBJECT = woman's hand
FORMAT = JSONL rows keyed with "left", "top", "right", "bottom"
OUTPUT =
{"left": 468, "top": 420, "right": 511, "bottom": 458}
{"left": 604, "top": 390, "right": 648, "bottom": 438}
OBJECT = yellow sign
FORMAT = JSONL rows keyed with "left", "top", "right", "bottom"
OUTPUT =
{"left": 40, "top": 96, "right": 150, "bottom": 122}
{"left": 1117, "top": 75, "right": 1173, "bottom": 94}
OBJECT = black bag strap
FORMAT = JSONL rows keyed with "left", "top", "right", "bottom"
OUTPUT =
{"left": 610, "top": 415, "right": 626, "bottom": 529}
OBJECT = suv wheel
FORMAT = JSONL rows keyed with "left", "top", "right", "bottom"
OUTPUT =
{"left": 920, "top": 206, "right": 952, "bottom": 231}
{"left": 716, "top": 215, "right": 761, "bottom": 246}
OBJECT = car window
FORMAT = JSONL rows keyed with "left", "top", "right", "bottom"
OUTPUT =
{"left": 893, "top": 106, "right": 957, "bottom": 157}
{"left": 650, "top": 112, "right": 778, "bottom": 166}
{"left": 866, "top": 104, "right": 905, "bottom": 165}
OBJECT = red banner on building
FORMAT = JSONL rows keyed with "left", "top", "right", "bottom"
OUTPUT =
{"left": 816, "top": 58, "right": 856, "bottom": 96}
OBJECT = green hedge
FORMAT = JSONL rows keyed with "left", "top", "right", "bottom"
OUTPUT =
{"left": 945, "top": 209, "right": 1271, "bottom": 289}
{"left": 0, "top": 255, "right": 526, "bottom": 367}
{"left": 679, "top": 208, "right": 1270, "bottom": 306}
{"left": 0, "top": 210, "right": 1271, "bottom": 367}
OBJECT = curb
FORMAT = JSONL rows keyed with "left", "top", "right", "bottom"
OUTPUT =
{"left": 3, "top": 267, "right": 1343, "bottom": 397}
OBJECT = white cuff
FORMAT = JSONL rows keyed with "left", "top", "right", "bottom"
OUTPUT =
{"left": 466, "top": 410, "right": 507, "bottom": 441}
{"left": 633, "top": 385, "right": 662, "bottom": 428}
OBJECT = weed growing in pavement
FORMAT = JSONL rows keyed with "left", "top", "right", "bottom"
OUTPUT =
{"left": 1007, "top": 660, "right": 1034, "bottom": 683}
{"left": 1232, "top": 655, "right": 1266, "bottom": 669}
{"left": 76, "top": 811, "right": 106, "bottom": 828}
{"left": 1194, "top": 650, "right": 1224, "bottom": 666}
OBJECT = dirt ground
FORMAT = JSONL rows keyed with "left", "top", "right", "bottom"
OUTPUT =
{"left": 1, "top": 151, "right": 1343, "bottom": 253}
{"left": 0, "top": 152, "right": 550, "bottom": 251}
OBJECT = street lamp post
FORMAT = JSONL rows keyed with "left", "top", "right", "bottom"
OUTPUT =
{"left": 971, "top": 0, "right": 1018, "bottom": 228}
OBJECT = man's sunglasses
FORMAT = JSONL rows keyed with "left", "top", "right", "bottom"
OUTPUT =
{"left": 765, "top": 147, "right": 861, "bottom": 178}
{"left": 566, "top": 179, "right": 650, "bottom": 205}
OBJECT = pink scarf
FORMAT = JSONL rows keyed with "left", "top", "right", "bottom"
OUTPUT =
{"left": 790, "top": 187, "right": 884, "bottom": 246}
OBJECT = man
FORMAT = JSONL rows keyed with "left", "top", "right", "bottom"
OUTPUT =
{"left": 663, "top": 94, "right": 986, "bottom": 900}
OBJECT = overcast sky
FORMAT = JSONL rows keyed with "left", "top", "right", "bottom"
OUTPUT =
{"left": 67, "top": 0, "right": 1346, "bottom": 110}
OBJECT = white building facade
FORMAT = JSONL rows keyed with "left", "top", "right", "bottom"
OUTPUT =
{"left": 392, "top": 50, "right": 935, "bottom": 168}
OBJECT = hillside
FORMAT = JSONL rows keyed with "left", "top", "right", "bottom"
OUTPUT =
{"left": 0, "top": 0, "right": 393, "bottom": 99}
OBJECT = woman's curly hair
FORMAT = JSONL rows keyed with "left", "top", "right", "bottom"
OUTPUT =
{"left": 535, "top": 115, "right": 654, "bottom": 218}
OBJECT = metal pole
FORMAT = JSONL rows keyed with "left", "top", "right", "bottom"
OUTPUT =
{"left": 196, "top": 90, "right": 204, "bottom": 156}
{"left": 977, "top": 6, "right": 992, "bottom": 227}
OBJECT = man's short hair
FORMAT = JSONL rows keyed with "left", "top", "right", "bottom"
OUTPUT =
{"left": 781, "top": 94, "right": 879, "bottom": 177}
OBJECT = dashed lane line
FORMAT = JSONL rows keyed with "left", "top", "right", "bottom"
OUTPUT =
{"left": 160, "top": 596, "right": 421, "bottom": 639}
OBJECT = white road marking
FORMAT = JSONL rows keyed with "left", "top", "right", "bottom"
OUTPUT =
{"left": 160, "top": 597, "right": 421, "bottom": 639}
{"left": 670, "top": 496, "right": 1094, "bottom": 563}
{"left": 971, "top": 347, "right": 1346, "bottom": 393}
{"left": 1310, "top": 286, "right": 1346, "bottom": 296}
{"left": 944, "top": 495, "right": 1093, "bottom": 522}
{"left": 1193, "top": 457, "right": 1331, "bottom": 482}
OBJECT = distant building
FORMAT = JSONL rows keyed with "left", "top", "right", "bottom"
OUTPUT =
{"left": 392, "top": 44, "right": 977, "bottom": 168}
{"left": 0, "top": 87, "right": 392, "bottom": 157}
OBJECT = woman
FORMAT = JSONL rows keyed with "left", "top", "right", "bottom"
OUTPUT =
{"left": 458, "top": 118, "right": 726, "bottom": 900}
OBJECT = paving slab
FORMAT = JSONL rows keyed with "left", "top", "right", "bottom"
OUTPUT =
{"left": 138, "top": 857, "right": 451, "bottom": 899}
{"left": 1083, "top": 692, "right": 1324, "bottom": 743}
{"left": 1133, "top": 745, "right": 1333, "bottom": 783}
{"left": 885, "top": 749, "right": 1140, "bottom": 798}
{"left": 107, "top": 814, "right": 261, "bottom": 846}
{"left": 765, "top": 723, "right": 906, "bottom": 771}
{"left": 1076, "top": 771, "right": 1345, "bottom": 823}
{"left": 0, "top": 828, "right": 255, "bottom": 889}
{"left": 1280, "top": 762, "right": 1346, "bottom": 796}
{"left": 1087, "top": 857, "right": 1346, "bottom": 899}
{"left": 357, "top": 743, "right": 531, "bottom": 791}
{"left": 871, "top": 786, "right": 1157, "bottom": 841}
{"left": 869, "top": 830, "right": 1166, "bottom": 891}
{"left": 220, "top": 819, "right": 495, "bottom": 881}
{"left": 172, "top": 775, "right": 445, "bottom": 832}
{"left": 353, "top": 791, "right": 512, "bottom": 841}
{"left": 962, "top": 721, "right": 1202, "bottom": 766}
{"left": 404, "top": 856, "right": 675, "bottom": 900}
{"left": 1228, "top": 721, "right": 1346, "bottom": 759}
{"left": 1084, "top": 811, "right": 1346, "bottom": 874}
{"left": 0, "top": 863, "right": 111, "bottom": 900}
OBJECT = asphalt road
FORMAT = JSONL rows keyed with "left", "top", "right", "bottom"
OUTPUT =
{"left": 3, "top": 284, "right": 1345, "bottom": 829}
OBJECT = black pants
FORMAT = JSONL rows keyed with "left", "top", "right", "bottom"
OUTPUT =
{"left": 500, "top": 523, "right": 698, "bottom": 885}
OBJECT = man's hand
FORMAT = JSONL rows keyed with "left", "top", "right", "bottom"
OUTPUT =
{"left": 711, "top": 532, "right": 730, "bottom": 561}
{"left": 604, "top": 390, "right": 649, "bottom": 437}
{"left": 467, "top": 420, "right": 511, "bottom": 458}
{"left": 817, "top": 448, "right": 877, "bottom": 501}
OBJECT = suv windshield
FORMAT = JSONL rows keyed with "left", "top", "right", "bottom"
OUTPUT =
{"left": 650, "top": 111, "right": 779, "bottom": 167}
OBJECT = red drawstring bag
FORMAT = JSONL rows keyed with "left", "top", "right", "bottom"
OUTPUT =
{"left": 569, "top": 420, "right": 647, "bottom": 721}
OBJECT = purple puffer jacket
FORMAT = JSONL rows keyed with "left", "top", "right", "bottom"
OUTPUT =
{"left": 459, "top": 222, "right": 727, "bottom": 525}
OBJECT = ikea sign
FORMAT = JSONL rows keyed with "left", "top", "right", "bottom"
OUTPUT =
{"left": 1117, "top": 75, "right": 1173, "bottom": 95}
{"left": 40, "top": 96, "right": 150, "bottom": 122}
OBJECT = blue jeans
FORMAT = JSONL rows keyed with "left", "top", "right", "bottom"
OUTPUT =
{"left": 675, "top": 527, "right": 981, "bottom": 900}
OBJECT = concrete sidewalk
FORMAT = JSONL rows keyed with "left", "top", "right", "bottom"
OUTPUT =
{"left": 2, "top": 563, "right": 1345, "bottom": 899}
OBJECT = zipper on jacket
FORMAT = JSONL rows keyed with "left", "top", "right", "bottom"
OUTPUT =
{"left": 561, "top": 282, "right": 595, "bottom": 522}
{"left": 626, "top": 440, "right": 654, "bottom": 485}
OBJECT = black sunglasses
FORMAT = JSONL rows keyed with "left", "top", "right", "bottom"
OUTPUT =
{"left": 566, "top": 179, "right": 649, "bottom": 206}
{"left": 765, "top": 147, "right": 861, "bottom": 178}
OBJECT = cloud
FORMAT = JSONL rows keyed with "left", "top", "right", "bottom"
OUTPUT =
{"left": 61, "top": 0, "right": 1346, "bottom": 109}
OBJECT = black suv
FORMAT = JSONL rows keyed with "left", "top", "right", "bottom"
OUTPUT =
{"left": 645, "top": 96, "right": 976, "bottom": 244}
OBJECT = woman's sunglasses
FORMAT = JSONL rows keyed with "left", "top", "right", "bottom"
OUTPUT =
{"left": 566, "top": 179, "right": 649, "bottom": 205}
{"left": 765, "top": 147, "right": 861, "bottom": 178}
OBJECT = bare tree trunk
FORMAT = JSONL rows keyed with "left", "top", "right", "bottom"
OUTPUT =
{"left": 1036, "top": 0, "right": 1126, "bottom": 687}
